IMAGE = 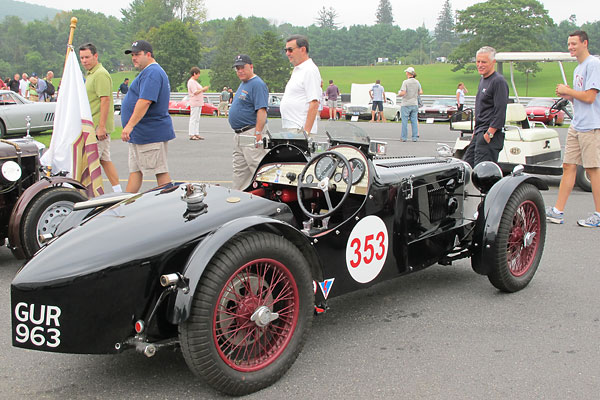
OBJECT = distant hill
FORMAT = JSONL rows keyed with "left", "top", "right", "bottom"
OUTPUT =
{"left": 0, "top": 0, "right": 60, "bottom": 22}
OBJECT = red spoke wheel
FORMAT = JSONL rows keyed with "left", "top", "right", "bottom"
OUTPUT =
{"left": 180, "top": 232, "right": 313, "bottom": 395}
{"left": 488, "top": 183, "right": 546, "bottom": 292}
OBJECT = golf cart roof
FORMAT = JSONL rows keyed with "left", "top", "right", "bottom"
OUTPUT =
{"left": 496, "top": 52, "right": 576, "bottom": 62}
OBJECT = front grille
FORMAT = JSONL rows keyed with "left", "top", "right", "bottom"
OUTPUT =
{"left": 347, "top": 106, "right": 367, "bottom": 113}
{"left": 428, "top": 186, "right": 446, "bottom": 222}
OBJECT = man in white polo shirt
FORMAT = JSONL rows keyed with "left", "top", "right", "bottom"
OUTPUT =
{"left": 280, "top": 34, "right": 322, "bottom": 134}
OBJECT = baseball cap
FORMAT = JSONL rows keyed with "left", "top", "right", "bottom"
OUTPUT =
{"left": 404, "top": 67, "right": 416, "bottom": 74}
{"left": 125, "top": 40, "right": 153, "bottom": 54}
{"left": 31, "top": 72, "right": 38, "bottom": 77}
{"left": 233, "top": 54, "right": 252, "bottom": 67}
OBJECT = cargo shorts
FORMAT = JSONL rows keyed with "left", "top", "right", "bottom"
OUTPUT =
{"left": 128, "top": 142, "right": 169, "bottom": 176}
{"left": 563, "top": 127, "right": 600, "bottom": 168}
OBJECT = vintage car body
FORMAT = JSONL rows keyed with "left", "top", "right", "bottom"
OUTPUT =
{"left": 0, "top": 90, "right": 56, "bottom": 137}
{"left": 344, "top": 84, "right": 401, "bottom": 121}
{"left": 267, "top": 95, "right": 344, "bottom": 119}
{"left": 11, "top": 121, "right": 547, "bottom": 395}
{"left": 418, "top": 98, "right": 457, "bottom": 121}
{"left": 525, "top": 98, "right": 565, "bottom": 126}
{"left": 168, "top": 95, "right": 219, "bottom": 116}
{"left": 0, "top": 136, "right": 87, "bottom": 259}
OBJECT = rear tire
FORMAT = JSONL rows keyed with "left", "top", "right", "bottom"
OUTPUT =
{"left": 576, "top": 165, "right": 592, "bottom": 192}
{"left": 394, "top": 113, "right": 400, "bottom": 122}
{"left": 212, "top": 110, "right": 218, "bottom": 117}
{"left": 487, "top": 183, "right": 545, "bottom": 292}
{"left": 0, "top": 120, "right": 6, "bottom": 138}
{"left": 180, "top": 232, "right": 313, "bottom": 395}
{"left": 21, "top": 187, "right": 87, "bottom": 258}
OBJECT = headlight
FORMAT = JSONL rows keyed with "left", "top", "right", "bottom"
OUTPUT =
{"left": 545, "top": 110, "right": 550, "bottom": 116}
{"left": 1, "top": 160, "right": 22, "bottom": 183}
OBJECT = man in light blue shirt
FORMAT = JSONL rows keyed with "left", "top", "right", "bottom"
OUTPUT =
{"left": 369, "top": 80, "right": 385, "bottom": 122}
{"left": 546, "top": 30, "right": 600, "bottom": 227}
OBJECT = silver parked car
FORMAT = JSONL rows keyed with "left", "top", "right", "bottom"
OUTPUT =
{"left": 0, "top": 90, "right": 55, "bottom": 137}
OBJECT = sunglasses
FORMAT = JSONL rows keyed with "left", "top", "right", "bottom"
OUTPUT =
{"left": 284, "top": 47, "right": 297, "bottom": 53}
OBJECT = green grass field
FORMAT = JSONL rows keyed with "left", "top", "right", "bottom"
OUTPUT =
{"left": 52, "top": 61, "right": 575, "bottom": 98}
{"left": 317, "top": 63, "right": 576, "bottom": 97}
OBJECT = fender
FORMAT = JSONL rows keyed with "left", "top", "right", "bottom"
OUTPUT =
{"left": 168, "top": 216, "right": 322, "bottom": 324}
{"left": 471, "top": 174, "right": 548, "bottom": 275}
{"left": 7, "top": 176, "right": 87, "bottom": 259}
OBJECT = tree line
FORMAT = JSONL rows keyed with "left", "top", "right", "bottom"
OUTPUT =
{"left": 0, "top": 0, "right": 598, "bottom": 92}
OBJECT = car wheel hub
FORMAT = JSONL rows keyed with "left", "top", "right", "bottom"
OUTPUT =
{"left": 36, "top": 201, "right": 75, "bottom": 241}
{"left": 251, "top": 306, "right": 279, "bottom": 328}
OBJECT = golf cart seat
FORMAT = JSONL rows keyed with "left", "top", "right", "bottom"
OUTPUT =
{"left": 504, "top": 103, "right": 557, "bottom": 142}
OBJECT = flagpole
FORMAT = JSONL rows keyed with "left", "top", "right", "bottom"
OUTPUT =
{"left": 64, "top": 17, "right": 78, "bottom": 66}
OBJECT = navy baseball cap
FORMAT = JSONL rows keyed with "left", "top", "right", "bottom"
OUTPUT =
{"left": 125, "top": 40, "right": 153, "bottom": 54}
{"left": 233, "top": 54, "right": 252, "bottom": 67}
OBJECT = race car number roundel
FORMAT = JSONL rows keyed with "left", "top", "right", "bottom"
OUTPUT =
{"left": 345, "top": 215, "right": 388, "bottom": 283}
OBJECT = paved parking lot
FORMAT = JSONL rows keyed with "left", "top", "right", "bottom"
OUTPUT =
{"left": 1, "top": 117, "right": 598, "bottom": 399}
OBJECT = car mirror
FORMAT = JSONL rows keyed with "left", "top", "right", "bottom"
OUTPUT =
{"left": 369, "top": 140, "right": 387, "bottom": 156}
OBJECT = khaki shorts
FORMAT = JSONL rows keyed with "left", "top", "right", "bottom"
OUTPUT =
{"left": 218, "top": 101, "right": 228, "bottom": 113}
{"left": 327, "top": 99, "right": 337, "bottom": 109}
{"left": 128, "top": 142, "right": 169, "bottom": 176}
{"left": 563, "top": 127, "right": 600, "bottom": 168}
{"left": 97, "top": 136, "right": 111, "bottom": 162}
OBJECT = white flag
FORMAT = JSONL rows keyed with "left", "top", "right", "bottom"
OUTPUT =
{"left": 41, "top": 49, "right": 104, "bottom": 197}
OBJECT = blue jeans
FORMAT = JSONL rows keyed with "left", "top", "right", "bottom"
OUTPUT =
{"left": 401, "top": 105, "right": 419, "bottom": 141}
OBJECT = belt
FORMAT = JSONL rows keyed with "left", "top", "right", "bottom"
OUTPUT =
{"left": 234, "top": 125, "right": 255, "bottom": 134}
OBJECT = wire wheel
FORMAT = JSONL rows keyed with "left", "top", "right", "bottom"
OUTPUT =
{"left": 488, "top": 183, "right": 546, "bottom": 292}
{"left": 180, "top": 232, "right": 313, "bottom": 395}
{"left": 506, "top": 200, "right": 541, "bottom": 277}
{"left": 214, "top": 258, "right": 299, "bottom": 372}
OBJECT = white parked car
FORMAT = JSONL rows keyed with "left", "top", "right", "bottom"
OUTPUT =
{"left": 344, "top": 83, "right": 401, "bottom": 121}
{"left": 0, "top": 90, "right": 56, "bottom": 137}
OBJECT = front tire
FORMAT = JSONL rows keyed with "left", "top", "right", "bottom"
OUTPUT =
{"left": 487, "top": 183, "right": 546, "bottom": 292}
{"left": 394, "top": 112, "right": 400, "bottom": 122}
{"left": 21, "top": 187, "right": 87, "bottom": 258}
{"left": 548, "top": 116, "right": 556, "bottom": 126}
{"left": 212, "top": 110, "right": 218, "bottom": 117}
{"left": 180, "top": 232, "right": 313, "bottom": 395}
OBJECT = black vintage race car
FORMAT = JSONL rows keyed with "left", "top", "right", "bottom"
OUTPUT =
{"left": 11, "top": 121, "right": 547, "bottom": 395}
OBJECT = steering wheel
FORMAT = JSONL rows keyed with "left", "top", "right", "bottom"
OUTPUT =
{"left": 297, "top": 151, "right": 352, "bottom": 219}
{"left": 550, "top": 98, "right": 572, "bottom": 119}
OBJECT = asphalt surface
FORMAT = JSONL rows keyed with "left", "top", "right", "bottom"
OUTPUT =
{"left": 1, "top": 117, "right": 599, "bottom": 399}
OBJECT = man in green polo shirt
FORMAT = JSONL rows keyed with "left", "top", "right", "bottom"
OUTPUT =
{"left": 79, "top": 42, "right": 122, "bottom": 193}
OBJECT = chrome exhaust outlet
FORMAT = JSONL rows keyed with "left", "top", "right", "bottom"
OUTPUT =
{"left": 160, "top": 273, "right": 179, "bottom": 287}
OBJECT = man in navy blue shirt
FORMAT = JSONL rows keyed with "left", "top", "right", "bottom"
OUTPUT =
{"left": 228, "top": 54, "right": 269, "bottom": 190}
{"left": 463, "top": 46, "right": 509, "bottom": 167}
{"left": 121, "top": 40, "right": 175, "bottom": 192}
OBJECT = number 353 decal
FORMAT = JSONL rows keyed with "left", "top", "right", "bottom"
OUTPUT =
{"left": 345, "top": 215, "right": 388, "bottom": 283}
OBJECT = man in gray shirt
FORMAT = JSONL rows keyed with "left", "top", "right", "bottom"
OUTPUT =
{"left": 398, "top": 67, "right": 422, "bottom": 141}
{"left": 369, "top": 80, "right": 385, "bottom": 122}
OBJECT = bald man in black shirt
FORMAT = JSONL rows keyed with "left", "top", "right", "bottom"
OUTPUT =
{"left": 463, "top": 46, "right": 509, "bottom": 167}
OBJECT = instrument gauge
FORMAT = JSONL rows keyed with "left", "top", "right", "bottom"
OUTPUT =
{"left": 333, "top": 173, "right": 342, "bottom": 183}
{"left": 305, "top": 174, "right": 314, "bottom": 184}
{"left": 314, "top": 156, "right": 337, "bottom": 181}
{"left": 342, "top": 158, "right": 366, "bottom": 184}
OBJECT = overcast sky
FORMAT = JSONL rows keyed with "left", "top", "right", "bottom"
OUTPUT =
{"left": 23, "top": 0, "right": 596, "bottom": 30}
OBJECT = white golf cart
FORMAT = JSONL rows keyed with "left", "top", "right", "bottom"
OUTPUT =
{"left": 450, "top": 52, "right": 591, "bottom": 192}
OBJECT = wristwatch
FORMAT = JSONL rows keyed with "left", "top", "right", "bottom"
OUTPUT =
{"left": 487, "top": 130, "right": 494, "bottom": 139}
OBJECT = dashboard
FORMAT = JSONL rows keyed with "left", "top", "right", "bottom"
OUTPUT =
{"left": 254, "top": 146, "right": 370, "bottom": 196}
